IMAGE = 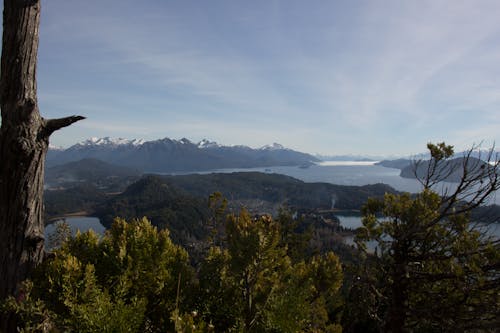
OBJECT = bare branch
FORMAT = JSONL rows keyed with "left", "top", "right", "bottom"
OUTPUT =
{"left": 428, "top": 144, "right": 500, "bottom": 223}
{"left": 42, "top": 115, "right": 85, "bottom": 137}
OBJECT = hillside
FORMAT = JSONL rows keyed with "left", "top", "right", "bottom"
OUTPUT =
{"left": 375, "top": 158, "right": 412, "bottom": 170}
{"left": 45, "top": 183, "right": 106, "bottom": 219}
{"left": 96, "top": 176, "right": 209, "bottom": 245}
{"left": 93, "top": 173, "right": 396, "bottom": 249}
{"left": 46, "top": 158, "right": 140, "bottom": 183}
{"left": 45, "top": 158, "right": 141, "bottom": 192}
{"left": 400, "top": 157, "right": 491, "bottom": 182}
{"left": 163, "top": 172, "right": 397, "bottom": 212}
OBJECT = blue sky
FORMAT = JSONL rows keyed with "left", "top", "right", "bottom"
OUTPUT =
{"left": 8, "top": 0, "right": 500, "bottom": 155}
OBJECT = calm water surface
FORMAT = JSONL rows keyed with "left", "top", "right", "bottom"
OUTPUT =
{"left": 193, "top": 162, "right": 499, "bottom": 205}
{"left": 45, "top": 216, "right": 105, "bottom": 238}
{"left": 337, "top": 214, "right": 500, "bottom": 238}
{"left": 174, "top": 162, "right": 423, "bottom": 193}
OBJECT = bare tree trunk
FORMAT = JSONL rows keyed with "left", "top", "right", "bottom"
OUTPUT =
{"left": 0, "top": 0, "right": 83, "bottom": 329}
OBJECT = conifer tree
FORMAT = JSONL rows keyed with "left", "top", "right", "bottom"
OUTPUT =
{"left": 199, "top": 209, "right": 343, "bottom": 332}
{"left": 354, "top": 143, "right": 500, "bottom": 332}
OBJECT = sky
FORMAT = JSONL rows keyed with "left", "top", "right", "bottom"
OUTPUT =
{"left": 4, "top": 0, "right": 500, "bottom": 156}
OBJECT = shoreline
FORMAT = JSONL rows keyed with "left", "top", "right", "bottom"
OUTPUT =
{"left": 47, "top": 211, "right": 93, "bottom": 223}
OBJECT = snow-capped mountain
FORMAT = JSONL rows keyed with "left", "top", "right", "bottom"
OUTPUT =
{"left": 260, "top": 143, "right": 286, "bottom": 151}
{"left": 47, "top": 137, "right": 319, "bottom": 172}
{"left": 198, "top": 139, "right": 221, "bottom": 149}
{"left": 75, "top": 137, "right": 145, "bottom": 147}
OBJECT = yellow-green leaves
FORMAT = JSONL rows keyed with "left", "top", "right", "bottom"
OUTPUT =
{"left": 199, "top": 209, "right": 343, "bottom": 332}
{"left": 10, "top": 213, "right": 346, "bottom": 332}
{"left": 22, "top": 217, "right": 194, "bottom": 332}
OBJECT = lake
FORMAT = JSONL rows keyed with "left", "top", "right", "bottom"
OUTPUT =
{"left": 337, "top": 213, "right": 499, "bottom": 254}
{"left": 193, "top": 162, "right": 499, "bottom": 205}
{"left": 337, "top": 214, "right": 500, "bottom": 238}
{"left": 171, "top": 161, "right": 423, "bottom": 193}
{"left": 45, "top": 216, "right": 105, "bottom": 239}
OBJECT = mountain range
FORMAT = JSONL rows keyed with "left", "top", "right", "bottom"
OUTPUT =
{"left": 47, "top": 137, "right": 319, "bottom": 172}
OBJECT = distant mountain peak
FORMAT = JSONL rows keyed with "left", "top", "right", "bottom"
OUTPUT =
{"left": 198, "top": 139, "right": 221, "bottom": 149}
{"left": 260, "top": 143, "right": 286, "bottom": 151}
{"left": 68, "top": 137, "right": 292, "bottom": 151}
{"left": 76, "top": 136, "right": 145, "bottom": 147}
{"left": 179, "top": 137, "right": 193, "bottom": 145}
{"left": 130, "top": 138, "right": 146, "bottom": 146}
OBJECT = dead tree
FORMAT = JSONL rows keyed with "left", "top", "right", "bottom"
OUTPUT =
{"left": 0, "top": 0, "right": 84, "bottom": 327}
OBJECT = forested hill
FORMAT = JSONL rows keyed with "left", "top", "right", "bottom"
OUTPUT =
{"left": 94, "top": 172, "right": 396, "bottom": 247}
{"left": 400, "top": 156, "right": 492, "bottom": 182}
{"left": 45, "top": 158, "right": 140, "bottom": 185}
{"left": 162, "top": 172, "right": 397, "bottom": 210}
{"left": 375, "top": 158, "right": 412, "bottom": 170}
{"left": 96, "top": 175, "right": 208, "bottom": 244}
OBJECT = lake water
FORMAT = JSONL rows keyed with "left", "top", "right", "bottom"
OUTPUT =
{"left": 45, "top": 216, "right": 105, "bottom": 239}
{"left": 337, "top": 214, "right": 500, "bottom": 239}
{"left": 194, "top": 162, "right": 499, "bottom": 205}
{"left": 173, "top": 161, "right": 424, "bottom": 194}
{"left": 337, "top": 214, "right": 364, "bottom": 229}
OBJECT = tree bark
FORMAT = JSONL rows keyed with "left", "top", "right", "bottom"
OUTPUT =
{"left": 387, "top": 239, "right": 409, "bottom": 333}
{"left": 0, "top": 0, "right": 83, "bottom": 329}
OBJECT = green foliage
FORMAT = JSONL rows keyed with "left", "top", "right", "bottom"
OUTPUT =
{"left": 0, "top": 281, "right": 56, "bottom": 333}
{"left": 6, "top": 218, "right": 194, "bottom": 332}
{"left": 3, "top": 257, "right": 146, "bottom": 333}
{"left": 11, "top": 170, "right": 382, "bottom": 333}
{"left": 96, "top": 217, "right": 195, "bottom": 331}
{"left": 171, "top": 309, "right": 213, "bottom": 333}
{"left": 277, "top": 210, "right": 313, "bottom": 262}
{"left": 6, "top": 212, "right": 345, "bottom": 332}
{"left": 198, "top": 209, "right": 344, "bottom": 332}
{"left": 206, "top": 191, "right": 228, "bottom": 247}
{"left": 426, "top": 142, "right": 454, "bottom": 161}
